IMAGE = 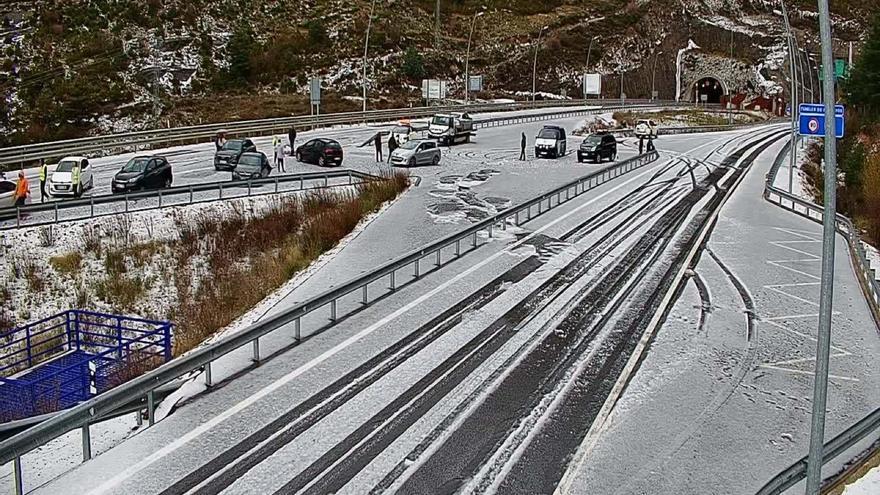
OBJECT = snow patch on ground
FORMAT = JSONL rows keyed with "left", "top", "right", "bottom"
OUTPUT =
{"left": 842, "top": 465, "right": 880, "bottom": 495}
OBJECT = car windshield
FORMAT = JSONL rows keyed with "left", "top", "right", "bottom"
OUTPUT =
{"left": 538, "top": 129, "right": 561, "bottom": 139}
{"left": 56, "top": 160, "right": 81, "bottom": 172}
{"left": 399, "top": 140, "right": 420, "bottom": 150}
{"left": 222, "top": 140, "right": 244, "bottom": 151}
{"left": 432, "top": 116, "right": 452, "bottom": 126}
{"left": 121, "top": 157, "right": 149, "bottom": 173}
{"left": 393, "top": 126, "right": 411, "bottom": 134}
{"left": 584, "top": 136, "right": 603, "bottom": 144}
{"left": 238, "top": 155, "right": 261, "bottom": 167}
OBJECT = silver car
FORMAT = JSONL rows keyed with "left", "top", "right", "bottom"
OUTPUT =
{"left": 390, "top": 139, "right": 442, "bottom": 167}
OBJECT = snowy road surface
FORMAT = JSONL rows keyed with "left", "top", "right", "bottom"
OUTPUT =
{"left": 6, "top": 122, "right": 878, "bottom": 495}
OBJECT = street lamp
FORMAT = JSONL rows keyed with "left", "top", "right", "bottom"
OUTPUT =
{"left": 362, "top": 0, "right": 377, "bottom": 112}
{"left": 586, "top": 35, "right": 598, "bottom": 70}
{"left": 651, "top": 51, "right": 663, "bottom": 100}
{"left": 532, "top": 25, "right": 548, "bottom": 102}
{"left": 464, "top": 10, "right": 485, "bottom": 103}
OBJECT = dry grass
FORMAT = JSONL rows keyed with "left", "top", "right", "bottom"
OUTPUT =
{"left": 102, "top": 351, "right": 165, "bottom": 389}
{"left": 95, "top": 275, "right": 148, "bottom": 313}
{"left": 171, "top": 171, "right": 409, "bottom": 355}
{"left": 81, "top": 224, "right": 103, "bottom": 257}
{"left": 23, "top": 260, "right": 44, "bottom": 292}
{"left": 49, "top": 251, "right": 83, "bottom": 276}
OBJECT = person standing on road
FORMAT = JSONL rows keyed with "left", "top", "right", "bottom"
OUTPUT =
{"left": 387, "top": 134, "right": 397, "bottom": 163}
{"left": 647, "top": 136, "right": 655, "bottom": 152}
{"left": 72, "top": 162, "right": 82, "bottom": 198}
{"left": 374, "top": 133, "right": 383, "bottom": 162}
{"left": 520, "top": 132, "right": 527, "bottom": 161}
{"left": 14, "top": 170, "right": 30, "bottom": 207}
{"left": 272, "top": 135, "right": 280, "bottom": 167}
{"left": 288, "top": 126, "right": 296, "bottom": 151}
{"left": 275, "top": 137, "right": 286, "bottom": 172}
{"left": 38, "top": 159, "right": 48, "bottom": 203}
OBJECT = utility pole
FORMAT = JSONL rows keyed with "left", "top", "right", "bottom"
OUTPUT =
{"left": 619, "top": 66, "right": 624, "bottom": 104}
{"left": 651, "top": 51, "right": 662, "bottom": 101}
{"left": 804, "top": 0, "right": 840, "bottom": 492}
{"left": 464, "top": 11, "right": 484, "bottom": 104}
{"left": 362, "top": 0, "right": 377, "bottom": 112}
{"left": 531, "top": 26, "right": 548, "bottom": 102}
{"left": 781, "top": 1, "right": 799, "bottom": 194}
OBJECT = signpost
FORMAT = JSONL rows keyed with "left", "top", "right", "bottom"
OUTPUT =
{"left": 799, "top": 103, "right": 844, "bottom": 138}
{"left": 421, "top": 79, "right": 448, "bottom": 104}
{"left": 582, "top": 73, "right": 601, "bottom": 97}
{"left": 309, "top": 77, "right": 321, "bottom": 115}
{"left": 468, "top": 75, "right": 483, "bottom": 93}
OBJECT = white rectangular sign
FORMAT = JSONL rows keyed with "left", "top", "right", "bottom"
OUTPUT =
{"left": 309, "top": 77, "right": 321, "bottom": 105}
{"left": 583, "top": 73, "right": 602, "bottom": 95}
{"left": 468, "top": 75, "right": 483, "bottom": 92}
{"left": 421, "top": 79, "right": 447, "bottom": 100}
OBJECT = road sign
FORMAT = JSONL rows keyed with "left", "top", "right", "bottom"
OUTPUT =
{"left": 468, "top": 75, "right": 483, "bottom": 92}
{"left": 799, "top": 103, "right": 845, "bottom": 138}
{"left": 583, "top": 73, "right": 601, "bottom": 96}
{"left": 421, "top": 79, "right": 447, "bottom": 100}
{"left": 309, "top": 77, "right": 321, "bottom": 105}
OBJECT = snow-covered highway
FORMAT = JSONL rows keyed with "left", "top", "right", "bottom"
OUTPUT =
{"left": 4, "top": 119, "right": 879, "bottom": 495}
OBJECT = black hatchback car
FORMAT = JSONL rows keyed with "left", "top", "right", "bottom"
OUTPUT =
{"left": 214, "top": 139, "right": 257, "bottom": 171}
{"left": 112, "top": 156, "right": 173, "bottom": 193}
{"left": 578, "top": 133, "right": 618, "bottom": 163}
{"left": 295, "top": 138, "right": 344, "bottom": 167}
{"left": 232, "top": 152, "right": 272, "bottom": 181}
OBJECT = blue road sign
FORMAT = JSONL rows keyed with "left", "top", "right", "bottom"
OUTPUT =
{"left": 799, "top": 103, "right": 845, "bottom": 138}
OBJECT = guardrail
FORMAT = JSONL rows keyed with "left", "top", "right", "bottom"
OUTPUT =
{"left": 757, "top": 138, "right": 880, "bottom": 493}
{"left": 0, "top": 150, "right": 660, "bottom": 495}
{"left": 0, "top": 99, "right": 674, "bottom": 167}
{"left": 0, "top": 169, "right": 374, "bottom": 230}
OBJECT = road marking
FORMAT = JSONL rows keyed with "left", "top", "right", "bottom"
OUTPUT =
{"left": 84, "top": 156, "right": 669, "bottom": 495}
{"left": 757, "top": 364, "right": 859, "bottom": 383}
{"left": 767, "top": 260, "right": 821, "bottom": 280}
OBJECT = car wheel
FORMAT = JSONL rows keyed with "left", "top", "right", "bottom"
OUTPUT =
{"left": 318, "top": 156, "right": 325, "bottom": 167}
{"left": 432, "top": 155, "right": 440, "bottom": 166}
{"left": 164, "top": 176, "right": 172, "bottom": 188}
{"left": 408, "top": 157, "right": 416, "bottom": 167}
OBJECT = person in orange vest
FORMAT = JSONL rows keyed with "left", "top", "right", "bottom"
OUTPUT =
{"left": 14, "top": 170, "right": 30, "bottom": 206}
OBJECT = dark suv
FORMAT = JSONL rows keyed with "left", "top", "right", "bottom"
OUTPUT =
{"left": 214, "top": 139, "right": 257, "bottom": 171}
{"left": 112, "top": 156, "right": 172, "bottom": 193}
{"left": 578, "top": 133, "right": 618, "bottom": 163}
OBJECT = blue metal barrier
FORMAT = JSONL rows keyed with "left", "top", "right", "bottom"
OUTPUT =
{"left": 0, "top": 310, "right": 173, "bottom": 421}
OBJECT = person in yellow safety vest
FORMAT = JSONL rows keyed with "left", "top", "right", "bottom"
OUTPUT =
{"left": 38, "top": 159, "right": 48, "bottom": 203}
{"left": 71, "top": 163, "right": 82, "bottom": 198}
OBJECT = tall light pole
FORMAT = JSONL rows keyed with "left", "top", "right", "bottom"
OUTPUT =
{"left": 435, "top": 0, "right": 440, "bottom": 49}
{"left": 362, "top": 0, "right": 377, "bottom": 112}
{"left": 532, "top": 25, "right": 548, "bottom": 102}
{"left": 805, "top": 0, "right": 841, "bottom": 491}
{"left": 619, "top": 66, "right": 624, "bottom": 103}
{"left": 651, "top": 51, "right": 663, "bottom": 100}
{"left": 464, "top": 11, "right": 484, "bottom": 104}
{"left": 781, "top": 1, "right": 799, "bottom": 194}
{"left": 586, "top": 36, "right": 598, "bottom": 70}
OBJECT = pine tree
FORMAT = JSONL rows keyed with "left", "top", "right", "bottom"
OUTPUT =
{"left": 847, "top": 15, "right": 880, "bottom": 116}
{"left": 402, "top": 47, "right": 426, "bottom": 81}
{"left": 226, "top": 26, "right": 255, "bottom": 87}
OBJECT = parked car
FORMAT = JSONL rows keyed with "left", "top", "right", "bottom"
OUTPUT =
{"left": 634, "top": 119, "right": 659, "bottom": 138}
{"left": 49, "top": 156, "right": 93, "bottom": 196}
{"left": 390, "top": 139, "right": 441, "bottom": 167}
{"left": 112, "top": 156, "right": 173, "bottom": 193}
{"left": 535, "top": 125, "right": 567, "bottom": 158}
{"left": 295, "top": 138, "right": 344, "bottom": 167}
{"left": 578, "top": 133, "right": 618, "bottom": 163}
{"left": 214, "top": 138, "right": 256, "bottom": 171}
{"left": 232, "top": 152, "right": 272, "bottom": 180}
{"left": 391, "top": 124, "right": 414, "bottom": 145}
{"left": 0, "top": 179, "right": 27, "bottom": 209}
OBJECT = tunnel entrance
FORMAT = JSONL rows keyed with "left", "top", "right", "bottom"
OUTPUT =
{"left": 693, "top": 77, "right": 725, "bottom": 104}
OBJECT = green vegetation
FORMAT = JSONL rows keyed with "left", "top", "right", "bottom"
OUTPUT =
{"left": 402, "top": 47, "right": 426, "bottom": 80}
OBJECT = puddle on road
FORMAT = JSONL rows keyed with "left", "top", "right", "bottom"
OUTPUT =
{"left": 427, "top": 169, "right": 511, "bottom": 225}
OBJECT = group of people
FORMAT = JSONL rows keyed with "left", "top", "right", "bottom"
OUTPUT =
{"left": 374, "top": 133, "right": 400, "bottom": 163}
{"left": 8, "top": 159, "right": 59, "bottom": 207}
{"left": 215, "top": 126, "right": 297, "bottom": 173}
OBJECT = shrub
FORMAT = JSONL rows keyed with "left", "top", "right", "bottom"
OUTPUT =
{"left": 81, "top": 224, "right": 102, "bottom": 257}
{"left": 95, "top": 274, "right": 146, "bottom": 312}
{"left": 50, "top": 251, "right": 83, "bottom": 276}
{"left": 402, "top": 47, "right": 426, "bottom": 80}
{"left": 104, "top": 249, "right": 127, "bottom": 276}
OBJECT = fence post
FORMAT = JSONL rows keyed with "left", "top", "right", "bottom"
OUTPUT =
{"left": 435, "top": 250, "right": 441, "bottom": 267}
{"left": 247, "top": 181, "right": 251, "bottom": 197}
{"left": 74, "top": 312, "right": 81, "bottom": 351}
{"left": 66, "top": 311, "right": 73, "bottom": 350}
{"left": 252, "top": 339, "right": 260, "bottom": 363}
{"left": 189, "top": 185, "right": 194, "bottom": 203}
{"left": 26, "top": 326, "right": 32, "bottom": 368}
{"left": 163, "top": 325, "right": 172, "bottom": 361}
{"left": 124, "top": 195, "right": 129, "bottom": 213}
{"left": 116, "top": 317, "right": 123, "bottom": 360}
{"left": 82, "top": 423, "right": 92, "bottom": 461}
{"left": 330, "top": 300, "right": 337, "bottom": 321}
{"left": 295, "top": 317, "right": 301, "bottom": 342}
{"left": 324, "top": 175, "right": 329, "bottom": 187}
{"left": 90, "top": 197, "right": 94, "bottom": 217}
{"left": 414, "top": 258, "right": 420, "bottom": 278}
{"left": 472, "top": 231, "right": 477, "bottom": 247}
{"left": 13, "top": 456, "right": 23, "bottom": 495}
{"left": 158, "top": 190, "right": 163, "bottom": 208}
{"left": 147, "top": 390, "right": 155, "bottom": 426}
{"left": 275, "top": 177, "right": 279, "bottom": 194}
{"left": 54, "top": 202, "right": 59, "bottom": 223}
{"left": 390, "top": 271, "right": 396, "bottom": 291}
{"left": 219, "top": 183, "right": 223, "bottom": 200}
{"left": 455, "top": 239, "right": 461, "bottom": 256}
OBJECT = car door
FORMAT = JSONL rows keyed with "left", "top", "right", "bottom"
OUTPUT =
{"left": 302, "top": 140, "right": 317, "bottom": 162}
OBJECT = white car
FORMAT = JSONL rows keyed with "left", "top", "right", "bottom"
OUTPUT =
{"left": 0, "top": 179, "right": 28, "bottom": 209}
{"left": 391, "top": 125, "right": 413, "bottom": 145}
{"left": 634, "top": 119, "right": 659, "bottom": 138}
{"left": 49, "top": 156, "right": 94, "bottom": 197}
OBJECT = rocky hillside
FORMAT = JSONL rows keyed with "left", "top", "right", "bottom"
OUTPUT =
{"left": 1, "top": 0, "right": 876, "bottom": 146}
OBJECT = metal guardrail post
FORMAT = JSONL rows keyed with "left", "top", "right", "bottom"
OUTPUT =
{"left": 189, "top": 185, "right": 194, "bottom": 204}
{"left": 81, "top": 423, "right": 91, "bottom": 461}
{"left": 362, "top": 285, "right": 368, "bottom": 305}
{"left": 414, "top": 258, "right": 421, "bottom": 278}
{"left": 147, "top": 390, "right": 155, "bottom": 426}
{"left": 13, "top": 456, "right": 23, "bottom": 495}
{"left": 435, "top": 250, "right": 441, "bottom": 267}
{"left": 204, "top": 362, "right": 212, "bottom": 387}
{"left": 389, "top": 271, "right": 396, "bottom": 291}
{"left": 219, "top": 183, "right": 223, "bottom": 200}
{"left": 275, "top": 177, "right": 279, "bottom": 194}
{"left": 330, "top": 300, "right": 337, "bottom": 321}
{"left": 158, "top": 191, "right": 163, "bottom": 208}
{"left": 54, "top": 202, "right": 58, "bottom": 223}
{"left": 16, "top": 207, "right": 20, "bottom": 228}
{"left": 124, "top": 195, "right": 129, "bottom": 213}
{"left": 252, "top": 339, "right": 260, "bottom": 363}
{"left": 90, "top": 197, "right": 94, "bottom": 217}
{"left": 472, "top": 231, "right": 478, "bottom": 247}
{"left": 294, "top": 318, "right": 301, "bottom": 342}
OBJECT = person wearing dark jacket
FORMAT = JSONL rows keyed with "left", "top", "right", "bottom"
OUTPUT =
{"left": 288, "top": 126, "right": 296, "bottom": 150}
{"left": 520, "top": 132, "right": 527, "bottom": 160}
{"left": 388, "top": 135, "right": 398, "bottom": 162}
{"left": 374, "top": 133, "right": 383, "bottom": 162}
